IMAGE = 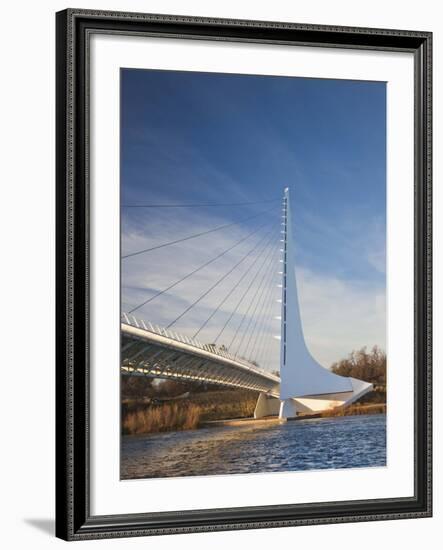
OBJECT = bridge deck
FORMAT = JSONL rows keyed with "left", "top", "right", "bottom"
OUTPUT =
{"left": 121, "top": 315, "right": 280, "bottom": 396}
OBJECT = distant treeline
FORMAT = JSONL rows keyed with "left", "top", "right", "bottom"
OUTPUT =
{"left": 121, "top": 376, "right": 233, "bottom": 400}
{"left": 331, "top": 346, "right": 386, "bottom": 386}
{"left": 331, "top": 346, "right": 386, "bottom": 405}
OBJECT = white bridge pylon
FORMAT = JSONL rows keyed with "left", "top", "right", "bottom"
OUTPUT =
{"left": 255, "top": 188, "right": 372, "bottom": 419}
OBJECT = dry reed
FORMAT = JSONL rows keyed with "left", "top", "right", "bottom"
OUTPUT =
{"left": 122, "top": 403, "right": 200, "bottom": 435}
{"left": 319, "top": 403, "right": 386, "bottom": 418}
{"left": 122, "top": 390, "right": 258, "bottom": 435}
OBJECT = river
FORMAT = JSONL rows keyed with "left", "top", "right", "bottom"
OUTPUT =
{"left": 121, "top": 413, "right": 386, "bottom": 479}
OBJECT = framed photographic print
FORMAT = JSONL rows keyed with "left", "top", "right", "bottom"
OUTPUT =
{"left": 55, "top": 9, "right": 432, "bottom": 540}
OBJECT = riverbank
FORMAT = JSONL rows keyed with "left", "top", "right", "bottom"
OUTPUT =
{"left": 122, "top": 389, "right": 258, "bottom": 435}
{"left": 200, "top": 416, "right": 282, "bottom": 428}
{"left": 319, "top": 403, "right": 386, "bottom": 417}
{"left": 199, "top": 403, "right": 386, "bottom": 427}
{"left": 122, "top": 390, "right": 386, "bottom": 435}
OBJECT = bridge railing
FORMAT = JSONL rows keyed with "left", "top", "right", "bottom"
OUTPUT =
{"left": 121, "top": 312, "right": 278, "bottom": 382}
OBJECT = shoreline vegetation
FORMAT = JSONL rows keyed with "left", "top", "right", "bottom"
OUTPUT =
{"left": 122, "top": 389, "right": 258, "bottom": 435}
{"left": 122, "top": 346, "right": 386, "bottom": 436}
{"left": 318, "top": 403, "right": 386, "bottom": 418}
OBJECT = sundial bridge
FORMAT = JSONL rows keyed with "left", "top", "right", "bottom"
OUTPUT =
{"left": 121, "top": 188, "right": 372, "bottom": 419}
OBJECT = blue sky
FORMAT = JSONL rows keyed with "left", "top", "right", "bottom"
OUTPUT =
{"left": 121, "top": 68, "right": 386, "bottom": 370}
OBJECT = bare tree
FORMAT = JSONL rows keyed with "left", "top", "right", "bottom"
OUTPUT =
{"left": 330, "top": 346, "right": 386, "bottom": 385}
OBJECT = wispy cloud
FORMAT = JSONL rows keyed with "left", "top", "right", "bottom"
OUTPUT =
{"left": 297, "top": 266, "right": 386, "bottom": 366}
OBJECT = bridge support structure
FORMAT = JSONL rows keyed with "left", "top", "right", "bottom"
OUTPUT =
{"left": 275, "top": 188, "right": 373, "bottom": 419}
{"left": 254, "top": 394, "right": 298, "bottom": 420}
{"left": 254, "top": 393, "right": 281, "bottom": 419}
{"left": 279, "top": 398, "right": 299, "bottom": 419}
{"left": 254, "top": 373, "right": 374, "bottom": 420}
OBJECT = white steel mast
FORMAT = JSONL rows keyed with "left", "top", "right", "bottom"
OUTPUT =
{"left": 278, "top": 187, "right": 371, "bottom": 419}
{"left": 254, "top": 188, "right": 373, "bottom": 420}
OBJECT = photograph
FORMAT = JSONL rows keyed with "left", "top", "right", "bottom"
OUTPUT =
{"left": 120, "top": 68, "right": 387, "bottom": 480}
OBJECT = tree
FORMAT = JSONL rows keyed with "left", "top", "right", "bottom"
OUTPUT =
{"left": 330, "top": 346, "right": 386, "bottom": 385}
{"left": 121, "top": 376, "right": 155, "bottom": 399}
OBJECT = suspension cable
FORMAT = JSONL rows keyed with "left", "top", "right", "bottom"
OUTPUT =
{"left": 191, "top": 228, "right": 277, "bottom": 339}
{"left": 127, "top": 215, "right": 275, "bottom": 315}
{"left": 231, "top": 244, "right": 280, "bottom": 357}
{"left": 212, "top": 235, "right": 277, "bottom": 345}
{"left": 244, "top": 272, "right": 279, "bottom": 361}
{"left": 251, "top": 295, "right": 279, "bottom": 367}
{"left": 226, "top": 243, "right": 279, "bottom": 352}
{"left": 255, "top": 336, "right": 272, "bottom": 369}
{"left": 165, "top": 225, "right": 278, "bottom": 330}
{"left": 257, "top": 337, "right": 277, "bottom": 372}
{"left": 122, "top": 198, "right": 280, "bottom": 208}
{"left": 122, "top": 204, "right": 278, "bottom": 259}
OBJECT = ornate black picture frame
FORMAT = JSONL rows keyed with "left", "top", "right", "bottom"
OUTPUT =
{"left": 55, "top": 8, "right": 432, "bottom": 541}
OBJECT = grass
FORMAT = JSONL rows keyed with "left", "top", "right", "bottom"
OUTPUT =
{"left": 122, "top": 402, "right": 201, "bottom": 435}
{"left": 122, "top": 390, "right": 258, "bottom": 435}
{"left": 319, "top": 403, "right": 386, "bottom": 418}
{"left": 185, "top": 390, "right": 258, "bottom": 421}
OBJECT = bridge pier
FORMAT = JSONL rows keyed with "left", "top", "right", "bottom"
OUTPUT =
{"left": 278, "top": 398, "right": 299, "bottom": 420}
{"left": 254, "top": 393, "right": 281, "bottom": 419}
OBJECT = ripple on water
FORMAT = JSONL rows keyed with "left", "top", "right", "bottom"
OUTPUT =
{"left": 121, "top": 414, "right": 386, "bottom": 479}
